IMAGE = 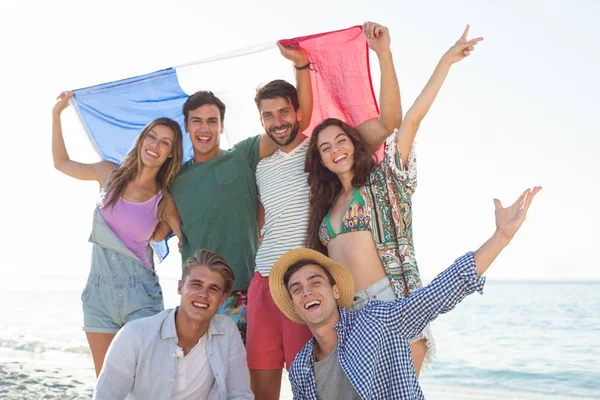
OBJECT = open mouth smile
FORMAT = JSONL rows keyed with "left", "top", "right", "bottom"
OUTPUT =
{"left": 192, "top": 301, "right": 209, "bottom": 309}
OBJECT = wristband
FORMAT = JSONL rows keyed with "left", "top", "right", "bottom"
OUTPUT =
{"left": 295, "top": 62, "right": 312, "bottom": 70}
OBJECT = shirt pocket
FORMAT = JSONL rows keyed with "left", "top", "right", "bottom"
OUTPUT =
{"left": 215, "top": 157, "right": 239, "bottom": 186}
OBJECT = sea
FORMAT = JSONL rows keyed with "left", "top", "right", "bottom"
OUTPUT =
{"left": 0, "top": 274, "right": 598, "bottom": 399}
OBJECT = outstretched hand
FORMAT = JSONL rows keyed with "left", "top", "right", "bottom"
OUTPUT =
{"left": 442, "top": 25, "right": 483, "bottom": 64}
{"left": 494, "top": 186, "right": 542, "bottom": 242}
{"left": 276, "top": 42, "right": 309, "bottom": 67}
{"left": 362, "top": 21, "right": 391, "bottom": 54}
{"left": 53, "top": 91, "right": 74, "bottom": 115}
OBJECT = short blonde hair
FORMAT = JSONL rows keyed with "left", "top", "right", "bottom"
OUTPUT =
{"left": 182, "top": 249, "right": 235, "bottom": 295}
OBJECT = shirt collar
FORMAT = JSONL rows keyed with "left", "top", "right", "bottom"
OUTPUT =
{"left": 160, "top": 307, "right": 225, "bottom": 341}
{"left": 334, "top": 306, "right": 350, "bottom": 333}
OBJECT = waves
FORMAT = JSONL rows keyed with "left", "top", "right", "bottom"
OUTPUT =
{"left": 0, "top": 337, "right": 90, "bottom": 356}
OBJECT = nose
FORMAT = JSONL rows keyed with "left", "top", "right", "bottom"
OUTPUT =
{"left": 197, "top": 121, "right": 210, "bottom": 132}
{"left": 273, "top": 115, "right": 284, "bottom": 127}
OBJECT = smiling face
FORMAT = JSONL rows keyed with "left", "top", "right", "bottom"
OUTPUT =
{"left": 139, "top": 124, "right": 175, "bottom": 168}
{"left": 287, "top": 264, "right": 341, "bottom": 327}
{"left": 259, "top": 97, "right": 302, "bottom": 147}
{"left": 177, "top": 265, "right": 227, "bottom": 324}
{"left": 185, "top": 104, "right": 224, "bottom": 160}
{"left": 316, "top": 125, "right": 356, "bottom": 176}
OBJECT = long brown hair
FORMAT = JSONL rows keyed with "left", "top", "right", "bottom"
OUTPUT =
{"left": 305, "top": 118, "right": 375, "bottom": 254}
{"left": 103, "top": 117, "right": 183, "bottom": 221}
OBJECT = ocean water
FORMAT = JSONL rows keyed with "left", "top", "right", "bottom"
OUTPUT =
{"left": 0, "top": 275, "right": 598, "bottom": 399}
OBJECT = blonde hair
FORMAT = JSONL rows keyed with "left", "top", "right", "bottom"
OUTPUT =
{"left": 103, "top": 117, "right": 183, "bottom": 220}
{"left": 182, "top": 249, "right": 235, "bottom": 295}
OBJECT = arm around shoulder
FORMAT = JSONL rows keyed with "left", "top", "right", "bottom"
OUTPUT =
{"left": 152, "top": 194, "right": 182, "bottom": 242}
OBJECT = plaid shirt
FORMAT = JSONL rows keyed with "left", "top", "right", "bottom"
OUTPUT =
{"left": 289, "top": 252, "right": 485, "bottom": 400}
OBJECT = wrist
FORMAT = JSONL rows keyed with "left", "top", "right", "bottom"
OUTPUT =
{"left": 438, "top": 56, "right": 454, "bottom": 69}
{"left": 294, "top": 61, "right": 312, "bottom": 71}
{"left": 375, "top": 49, "right": 393, "bottom": 59}
{"left": 491, "top": 230, "right": 512, "bottom": 248}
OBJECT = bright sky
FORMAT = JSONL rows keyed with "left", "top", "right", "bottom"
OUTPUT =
{"left": 1, "top": 0, "right": 598, "bottom": 288}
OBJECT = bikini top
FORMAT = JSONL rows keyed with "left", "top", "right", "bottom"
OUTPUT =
{"left": 319, "top": 187, "right": 372, "bottom": 247}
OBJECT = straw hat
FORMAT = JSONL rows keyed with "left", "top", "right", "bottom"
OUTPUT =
{"left": 269, "top": 248, "right": 355, "bottom": 324}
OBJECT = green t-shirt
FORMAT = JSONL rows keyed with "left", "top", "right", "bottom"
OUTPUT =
{"left": 171, "top": 135, "right": 261, "bottom": 291}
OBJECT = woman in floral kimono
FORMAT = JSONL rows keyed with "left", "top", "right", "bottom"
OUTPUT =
{"left": 305, "top": 25, "right": 483, "bottom": 374}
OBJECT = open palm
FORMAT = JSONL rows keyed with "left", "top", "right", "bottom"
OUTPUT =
{"left": 494, "top": 186, "right": 542, "bottom": 241}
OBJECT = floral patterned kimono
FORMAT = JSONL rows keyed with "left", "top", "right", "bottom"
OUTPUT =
{"left": 360, "top": 129, "right": 435, "bottom": 362}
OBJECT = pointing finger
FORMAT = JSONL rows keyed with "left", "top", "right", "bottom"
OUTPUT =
{"left": 461, "top": 24, "right": 470, "bottom": 41}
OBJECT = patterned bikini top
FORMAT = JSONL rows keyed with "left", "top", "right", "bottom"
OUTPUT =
{"left": 319, "top": 187, "right": 372, "bottom": 247}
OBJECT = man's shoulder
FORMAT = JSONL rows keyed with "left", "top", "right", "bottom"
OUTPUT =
{"left": 230, "top": 134, "right": 261, "bottom": 154}
{"left": 122, "top": 309, "right": 172, "bottom": 333}
{"left": 257, "top": 138, "right": 309, "bottom": 171}
{"left": 211, "top": 314, "right": 240, "bottom": 335}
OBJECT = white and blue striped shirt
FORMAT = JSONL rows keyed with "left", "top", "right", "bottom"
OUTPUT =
{"left": 255, "top": 139, "right": 310, "bottom": 276}
{"left": 289, "top": 252, "right": 485, "bottom": 400}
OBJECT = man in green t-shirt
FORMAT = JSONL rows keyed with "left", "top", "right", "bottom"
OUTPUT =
{"left": 170, "top": 44, "right": 312, "bottom": 341}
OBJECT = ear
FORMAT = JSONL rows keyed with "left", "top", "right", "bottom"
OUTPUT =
{"left": 184, "top": 119, "right": 189, "bottom": 133}
{"left": 332, "top": 284, "right": 341, "bottom": 301}
{"left": 296, "top": 107, "right": 303, "bottom": 123}
{"left": 219, "top": 121, "right": 224, "bottom": 134}
{"left": 177, "top": 280, "right": 183, "bottom": 295}
{"left": 219, "top": 292, "right": 228, "bottom": 307}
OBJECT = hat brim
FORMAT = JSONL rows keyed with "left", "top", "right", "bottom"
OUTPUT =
{"left": 269, "top": 248, "right": 355, "bottom": 325}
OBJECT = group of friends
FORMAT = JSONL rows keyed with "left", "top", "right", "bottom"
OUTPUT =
{"left": 52, "top": 22, "right": 541, "bottom": 400}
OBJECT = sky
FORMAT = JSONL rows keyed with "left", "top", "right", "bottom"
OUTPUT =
{"left": 1, "top": 0, "right": 598, "bottom": 289}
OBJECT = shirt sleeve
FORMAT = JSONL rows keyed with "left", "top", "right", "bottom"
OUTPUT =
{"left": 289, "top": 367, "right": 306, "bottom": 400}
{"left": 381, "top": 128, "right": 417, "bottom": 196}
{"left": 93, "top": 325, "right": 138, "bottom": 400}
{"left": 373, "top": 252, "right": 485, "bottom": 339}
{"left": 234, "top": 134, "right": 262, "bottom": 174}
{"left": 225, "top": 322, "right": 254, "bottom": 399}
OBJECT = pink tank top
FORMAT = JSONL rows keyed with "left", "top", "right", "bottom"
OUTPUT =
{"left": 99, "top": 190, "right": 163, "bottom": 268}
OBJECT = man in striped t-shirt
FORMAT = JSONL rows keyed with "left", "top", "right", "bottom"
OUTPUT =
{"left": 246, "top": 77, "right": 314, "bottom": 399}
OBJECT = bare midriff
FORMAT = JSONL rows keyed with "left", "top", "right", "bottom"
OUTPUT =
{"left": 326, "top": 230, "right": 387, "bottom": 292}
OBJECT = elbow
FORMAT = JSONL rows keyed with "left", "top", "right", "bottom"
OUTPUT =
{"left": 53, "top": 159, "right": 65, "bottom": 173}
{"left": 380, "top": 114, "right": 402, "bottom": 133}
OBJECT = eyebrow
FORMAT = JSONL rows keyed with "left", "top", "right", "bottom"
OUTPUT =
{"left": 288, "top": 273, "right": 325, "bottom": 290}
{"left": 188, "top": 279, "right": 223, "bottom": 291}
{"left": 318, "top": 133, "right": 346, "bottom": 150}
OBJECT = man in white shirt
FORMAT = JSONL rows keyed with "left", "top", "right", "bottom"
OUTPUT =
{"left": 94, "top": 249, "right": 253, "bottom": 400}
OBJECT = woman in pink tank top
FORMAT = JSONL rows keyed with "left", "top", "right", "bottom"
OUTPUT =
{"left": 52, "top": 91, "right": 184, "bottom": 377}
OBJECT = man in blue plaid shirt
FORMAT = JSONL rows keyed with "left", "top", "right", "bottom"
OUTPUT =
{"left": 269, "top": 186, "right": 541, "bottom": 399}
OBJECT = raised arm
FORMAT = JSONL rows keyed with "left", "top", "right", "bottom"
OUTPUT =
{"left": 52, "top": 91, "right": 114, "bottom": 185}
{"left": 396, "top": 25, "right": 483, "bottom": 165}
{"left": 473, "top": 186, "right": 542, "bottom": 275}
{"left": 377, "top": 186, "right": 541, "bottom": 339}
{"left": 356, "top": 22, "right": 402, "bottom": 154}
{"left": 258, "top": 43, "right": 313, "bottom": 159}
